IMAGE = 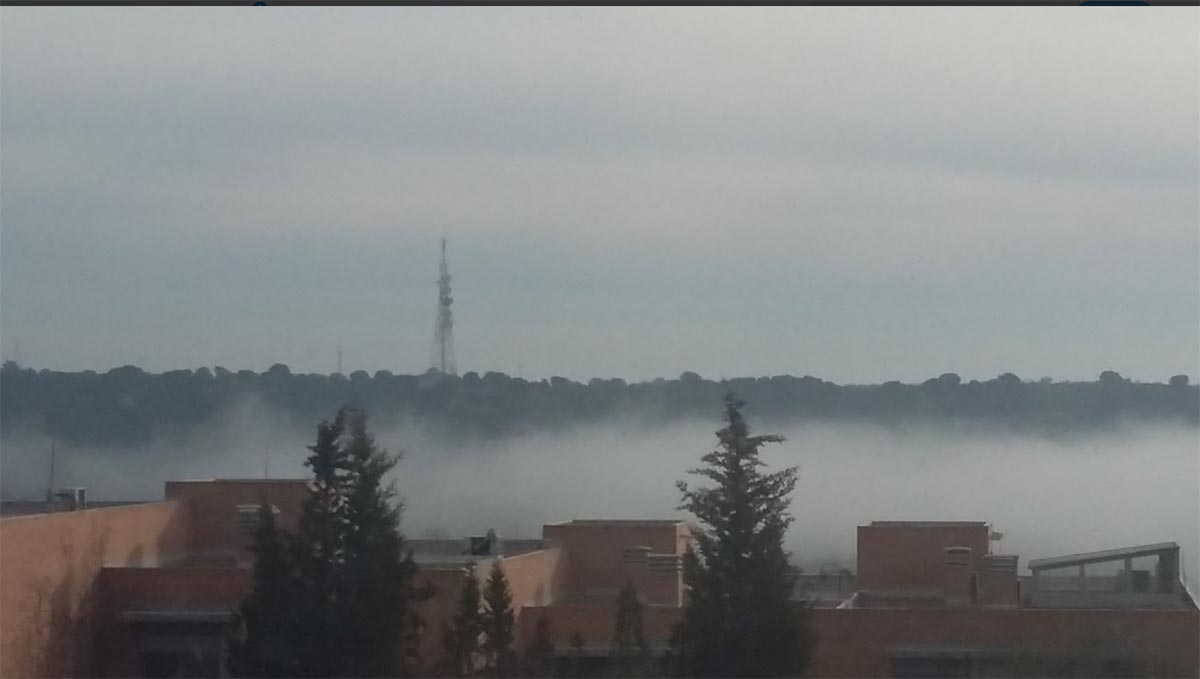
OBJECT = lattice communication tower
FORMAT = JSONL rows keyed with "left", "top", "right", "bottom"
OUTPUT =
{"left": 431, "top": 238, "right": 456, "bottom": 375}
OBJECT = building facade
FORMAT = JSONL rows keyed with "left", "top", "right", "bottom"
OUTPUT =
{"left": 1, "top": 484, "right": 1196, "bottom": 678}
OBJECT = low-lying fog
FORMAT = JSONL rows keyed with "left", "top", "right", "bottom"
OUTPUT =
{"left": 3, "top": 400, "right": 1197, "bottom": 590}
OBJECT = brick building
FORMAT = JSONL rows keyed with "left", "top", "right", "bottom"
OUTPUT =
{"left": 1, "top": 484, "right": 1196, "bottom": 678}
{"left": 810, "top": 521, "right": 1198, "bottom": 677}
{"left": 0, "top": 480, "right": 693, "bottom": 677}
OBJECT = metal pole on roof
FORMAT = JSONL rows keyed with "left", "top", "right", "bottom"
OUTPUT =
{"left": 46, "top": 440, "right": 56, "bottom": 510}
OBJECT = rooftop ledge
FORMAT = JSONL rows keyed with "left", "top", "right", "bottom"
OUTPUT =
{"left": 544, "top": 525, "right": 686, "bottom": 530}
{"left": 868, "top": 521, "right": 988, "bottom": 527}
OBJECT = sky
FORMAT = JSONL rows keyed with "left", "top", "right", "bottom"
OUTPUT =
{"left": 2, "top": 7, "right": 1197, "bottom": 384}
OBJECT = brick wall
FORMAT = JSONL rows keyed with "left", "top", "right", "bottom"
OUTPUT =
{"left": 164, "top": 480, "right": 307, "bottom": 564}
{"left": 412, "top": 562, "right": 492, "bottom": 675}
{"left": 516, "top": 603, "right": 683, "bottom": 651}
{"left": 499, "top": 547, "right": 566, "bottom": 609}
{"left": 0, "top": 500, "right": 189, "bottom": 678}
{"left": 411, "top": 548, "right": 567, "bottom": 674}
{"left": 93, "top": 566, "right": 250, "bottom": 677}
{"left": 857, "top": 523, "right": 990, "bottom": 593}
{"left": 541, "top": 522, "right": 688, "bottom": 604}
{"left": 809, "top": 606, "right": 1200, "bottom": 677}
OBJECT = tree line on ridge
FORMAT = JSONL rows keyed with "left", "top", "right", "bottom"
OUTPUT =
{"left": 1, "top": 361, "right": 1195, "bottom": 447}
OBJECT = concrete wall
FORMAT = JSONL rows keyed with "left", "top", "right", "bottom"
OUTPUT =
{"left": 0, "top": 500, "right": 189, "bottom": 678}
{"left": 856, "top": 523, "right": 990, "bottom": 593}
{"left": 809, "top": 606, "right": 1200, "bottom": 677}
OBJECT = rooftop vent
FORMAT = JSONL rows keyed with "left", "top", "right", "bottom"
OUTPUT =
{"left": 468, "top": 529, "right": 502, "bottom": 556}
{"left": 237, "top": 504, "right": 279, "bottom": 533}
{"left": 623, "top": 546, "right": 652, "bottom": 564}
{"left": 54, "top": 487, "right": 87, "bottom": 511}
{"left": 647, "top": 554, "right": 683, "bottom": 574}
{"left": 944, "top": 546, "right": 972, "bottom": 567}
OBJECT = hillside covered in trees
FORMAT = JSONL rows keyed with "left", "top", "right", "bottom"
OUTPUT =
{"left": 1, "top": 362, "right": 1195, "bottom": 448}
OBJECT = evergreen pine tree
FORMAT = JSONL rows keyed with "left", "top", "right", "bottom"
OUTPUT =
{"left": 342, "top": 409, "right": 429, "bottom": 676}
{"left": 442, "top": 562, "right": 485, "bottom": 677}
{"left": 228, "top": 504, "right": 298, "bottom": 677}
{"left": 481, "top": 561, "right": 516, "bottom": 677}
{"left": 231, "top": 408, "right": 428, "bottom": 678}
{"left": 674, "top": 393, "right": 813, "bottom": 677}
{"left": 289, "top": 410, "right": 354, "bottom": 678}
{"left": 611, "top": 581, "right": 651, "bottom": 678}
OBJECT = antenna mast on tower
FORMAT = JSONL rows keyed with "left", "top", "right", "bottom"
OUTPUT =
{"left": 431, "top": 238, "right": 457, "bottom": 375}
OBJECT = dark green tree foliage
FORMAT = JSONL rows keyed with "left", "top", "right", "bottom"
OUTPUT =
{"left": 662, "top": 623, "right": 684, "bottom": 678}
{"left": 4, "top": 361, "right": 1196, "bottom": 450}
{"left": 228, "top": 505, "right": 298, "bottom": 677}
{"left": 230, "top": 408, "right": 426, "bottom": 678}
{"left": 611, "top": 582, "right": 651, "bottom": 678}
{"left": 442, "top": 562, "right": 484, "bottom": 677}
{"left": 342, "top": 410, "right": 428, "bottom": 676}
{"left": 521, "top": 618, "right": 555, "bottom": 678}
{"left": 292, "top": 411, "right": 354, "bottom": 678}
{"left": 481, "top": 561, "right": 517, "bottom": 677}
{"left": 674, "top": 394, "right": 813, "bottom": 678}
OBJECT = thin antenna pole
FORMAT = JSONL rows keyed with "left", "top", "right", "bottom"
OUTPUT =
{"left": 263, "top": 447, "right": 270, "bottom": 479}
{"left": 47, "top": 440, "right": 56, "bottom": 507}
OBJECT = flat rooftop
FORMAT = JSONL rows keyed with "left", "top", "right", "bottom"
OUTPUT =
{"left": 410, "top": 554, "right": 491, "bottom": 570}
{"left": 168, "top": 478, "right": 309, "bottom": 484}
{"left": 406, "top": 532, "right": 549, "bottom": 571}
{"left": 549, "top": 525, "right": 691, "bottom": 530}
{"left": 0, "top": 500, "right": 150, "bottom": 518}
{"left": 868, "top": 521, "right": 988, "bottom": 527}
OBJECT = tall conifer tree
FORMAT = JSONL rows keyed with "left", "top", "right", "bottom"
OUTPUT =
{"left": 288, "top": 410, "right": 353, "bottom": 678}
{"left": 232, "top": 408, "right": 427, "bottom": 678}
{"left": 674, "top": 393, "right": 813, "bottom": 677}
{"left": 228, "top": 504, "right": 298, "bottom": 677}
{"left": 342, "top": 409, "right": 428, "bottom": 676}
{"left": 481, "top": 560, "right": 516, "bottom": 677}
{"left": 442, "top": 562, "right": 485, "bottom": 677}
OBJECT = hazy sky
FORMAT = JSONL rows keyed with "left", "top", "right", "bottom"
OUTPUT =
{"left": 2, "top": 8, "right": 1197, "bottom": 383}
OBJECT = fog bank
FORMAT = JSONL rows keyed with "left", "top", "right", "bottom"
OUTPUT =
{"left": 2, "top": 403, "right": 1195, "bottom": 588}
